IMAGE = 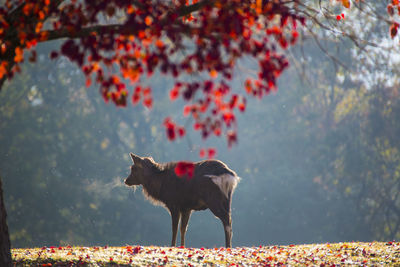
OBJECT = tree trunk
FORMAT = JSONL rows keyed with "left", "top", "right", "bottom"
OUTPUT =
{"left": 0, "top": 177, "right": 12, "bottom": 267}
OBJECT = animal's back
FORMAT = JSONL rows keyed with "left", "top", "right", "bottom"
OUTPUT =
{"left": 194, "top": 159, "right": 237, "bottom": 177}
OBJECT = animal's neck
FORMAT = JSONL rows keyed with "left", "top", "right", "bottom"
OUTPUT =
{"left": 142, "top": 174, "right": 163, "bottom": 201}
{"left": 140, "top": 163, "right": 176, "bottom": 204}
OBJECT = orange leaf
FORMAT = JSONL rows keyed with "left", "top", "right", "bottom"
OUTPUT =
{"left": 256, "top": 0, "right": 262, "bottom": 14}
{"left": 127, "top": 5, "right": 135, "bottom": 14}
{"left": 155, "top": 39, "right": 164, "bottom": 49}
{"left": 14, "top": 47, "right": 24, "bottom": 63}
{"left": 39, "top": 31, "right": 49, "bottom": 41}
{"left": 85, "top": 78, "right": 92, "bottom": 87}
{"left": 209, "top": 69, "right": 218, "bottom": 78}
{"left": 143, "top": 97, "right": 152, "bottom": 109}
{"left": 23, "top": 4, "right": 32, "bottom": 16}
{"left": 38, "top": 10, "right": 45, "bottom": 20}
{"left": 35, "top": 22, "right": 43, "bottom": 33}
{"left": 245, "top": 79, "right": 252, "bottom": 93}
{"left": 0, "top": 61, "right": 8, "bottom": 79}
{"left": 1, "top": 44, "right": 6, "bottom": 54}
{"left": 144, "top": 16, "right": 153, "bottom": 26}
{"left": 341, "top": 0, "right": 350, "bottom": 8}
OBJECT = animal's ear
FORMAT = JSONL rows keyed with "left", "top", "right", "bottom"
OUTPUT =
{"left": 130, "top": 153, "right": 143, "bottom": 166}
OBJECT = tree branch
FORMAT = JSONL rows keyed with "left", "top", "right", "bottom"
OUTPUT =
{"left": 39, "top": 0, "right": 214, "bottom": 42}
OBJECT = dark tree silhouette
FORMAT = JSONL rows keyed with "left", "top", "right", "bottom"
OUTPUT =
{"left": 0, "top": 177, "right": 11, "bottom": 267}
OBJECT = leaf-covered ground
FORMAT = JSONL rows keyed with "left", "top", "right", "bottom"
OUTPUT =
{"left": 12, "top": 242, "right": 400, "bottom": 266}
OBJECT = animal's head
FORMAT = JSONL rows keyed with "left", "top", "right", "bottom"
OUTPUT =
{"left": 124, "top": 153, "right": 154, "bottom": 186}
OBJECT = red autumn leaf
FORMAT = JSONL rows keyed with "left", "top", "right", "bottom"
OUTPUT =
{"left": 143, "top": 97, "right": 153, "bottom": 109}
{"left": 238, "top": 98, "right": 246, "bottom": 112}
{"left": 133, "top": 246, "right": 141, "bottom": 254}
{"left": 132, "top": 93, "right": 140, "bottom": 105}
{"left": 175, "top": 161, "right": 195, "bottom": 178}
{"left": 245, "top": 79, "right": 253, "bottom": 94}
{"left": 169, "top": 86, "right": 180, "bottom": 101}
{"left": 85, "top": 78, "right": 91, "bottom": 88}
{"left": 214, "top": 127, "right": 222, "bottom": 136}
{"left": 183, "top": 105, "right": 192, "bottom": 117}
{"left": 164, "top": 118, "right": 176, "bottom": 141}
{"left": 167, "top": 127, "right": 176, "bottom": 140}
{"left": 222, "top": 112, "right": 235, "bottom": 126}
{"left": 178, "top": 127, "right": 186, "bottom": 137}
{"left": 390, "top": 23, "right": 398, "bottom": 38}
{"left": 134, "top": 86, "right": 142, "bottom": 95}
{"left": 227, "top": 131, "right": 237, "bottom": 147}
{"left": 208, "top": 148, "right": 216, "bottom": 159}
{"left": 199, "top": 149, "right": 206, "bottom": 158}
{"left": 291, "top": 30, "right": 299, "bottom": 44}
{"left": 229, "top": 94, "right": 238, "bottom": 109}
{"left": 143, "top": 87, "right": 151, "bottom": 96}
{"left": 193, "top": 123, "right": 202, "bottom": 131}
{"left": 278, "top": 37, "right": 288, "bottom": 49}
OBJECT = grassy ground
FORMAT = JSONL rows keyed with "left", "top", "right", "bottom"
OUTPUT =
{"left": 12, "top": 242, "right": 400, "bottom": 266}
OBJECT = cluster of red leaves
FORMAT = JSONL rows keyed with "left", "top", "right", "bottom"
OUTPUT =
{"left": 199, "top": 147, "right": 216, "bottom": 158}
{"left": 0, "top": 0, "right": 305, "bottom": 148}
{"left": 0, "top": 0, "right": 55, "bottom": 79}
{"left": 3, "top": 0, "right": 397, "bottom": 147}
{"left": 131, "top": 85, "right": 152, "bottom": 108}
{"left": 336, "top": 13, "right": 345, "bottom": 21}
{"left": 388, "top": 0, "right": 400, "bottom": 38}
{"left": 163, "top": 117, "right": 186, "bottom": 141}
{"left": 334, "top": 0, "right": 350, "bottom": 21}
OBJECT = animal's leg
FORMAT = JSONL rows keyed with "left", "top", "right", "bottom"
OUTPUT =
{"left": 207, "top": 198, "right": 233, "bottom": 248}
{"left": 170, "top": 208, "right": 181, "bottom": 247}
{"left": 180, "top": 210, "right": 192, "bottom": 247}
{"left": 222, "top": 216, "right": 232, "bottom": 248}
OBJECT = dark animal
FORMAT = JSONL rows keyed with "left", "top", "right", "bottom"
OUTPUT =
{"left": 124, "top": 153, "right": 240, "bottom": 248}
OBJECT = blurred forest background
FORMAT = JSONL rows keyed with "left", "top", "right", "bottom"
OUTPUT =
{"left": 1, "top": 2, "right": 400, "bottom": 248}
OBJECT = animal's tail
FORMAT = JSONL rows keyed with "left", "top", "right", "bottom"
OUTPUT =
{"left": 206, "top": 174, "right": 240, "bottom": 198}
